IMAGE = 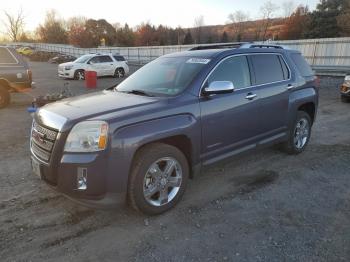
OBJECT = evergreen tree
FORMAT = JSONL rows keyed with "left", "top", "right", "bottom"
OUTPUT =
{"left": 183, "top": 30, "right": 194, "bottom": 44}
{"left": 221, "top": 31, "right": 229, "bottom": 42}
{"left": 305, "top": 0, "right": 350, "bottom": 38}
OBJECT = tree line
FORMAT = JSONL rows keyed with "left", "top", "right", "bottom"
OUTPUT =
{"left": 2, "top": 0, "right": 350, "bottom": 47}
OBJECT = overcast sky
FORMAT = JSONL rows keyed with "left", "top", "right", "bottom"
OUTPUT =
{"left": 1, "top": 0, "right": 319, "bottom": 32}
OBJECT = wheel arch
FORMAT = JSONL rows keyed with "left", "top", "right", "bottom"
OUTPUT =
{"left": 106, "top": 114, "right": 201, "bottom": 195}
{"left": 0, "top": 78, "right": 11, "bottom": 90}
{"left": 132, "top": 135, "right": 194, "bottom": 178}
{"left": 298, "top": 102, "right": 316, "bottom": 124}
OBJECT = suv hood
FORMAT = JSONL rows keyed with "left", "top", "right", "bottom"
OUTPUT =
{"left": 36, "top": 90, "right": 159, "bottom": 131}
{"left": 59, "top": 61, "right": 74, "bottom": 67}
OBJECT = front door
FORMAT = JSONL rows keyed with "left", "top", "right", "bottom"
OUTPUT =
{"left": 88, "top": 56, "right": 104, "bottom": 76}
{"left": 99, "top": 55, "right": 115, "bottom": 76}
{"left": 200, "top": 55, "right": 261, "bottom": 163}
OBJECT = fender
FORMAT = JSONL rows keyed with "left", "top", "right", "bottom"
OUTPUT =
{"left": 105, "top": 114, "right": 201, "bottom": 194}
{"left": 0, "top": 78, "right": 10, "bottom": 89}
{"left": 288, "top": 87, "right": 318, "bottom": 128}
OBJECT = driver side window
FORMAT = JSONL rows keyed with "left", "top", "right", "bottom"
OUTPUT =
{"left": 88, "top": 56, "right": 101, "bottom": 64}
{"left": 208, "top": 56, "right": 251, "bottom": 89}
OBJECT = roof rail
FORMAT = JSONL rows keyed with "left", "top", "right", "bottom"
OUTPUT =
{"left": 189, "top": 42, "right": 249, "bottom": 51}
{"left": 240, "top": 43, "right": 285, "bottom": 49}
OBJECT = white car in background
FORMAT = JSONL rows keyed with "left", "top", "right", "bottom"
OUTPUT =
{"left": 58, "top": 53, "right": 129, "bottom": 80}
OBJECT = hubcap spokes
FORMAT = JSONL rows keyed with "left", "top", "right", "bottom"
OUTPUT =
{"left": 294, "top": 118, "right": 309, "bottom": 149}
{"left": 117, "top": 70, "right": 123, "bottom": 78}
{"left": 143, "top": 157, "right": 182, "bottom": 207}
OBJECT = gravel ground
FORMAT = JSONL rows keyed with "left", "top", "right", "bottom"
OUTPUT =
{"left": 0, "top": 62, "right": 349, "bottom": 262}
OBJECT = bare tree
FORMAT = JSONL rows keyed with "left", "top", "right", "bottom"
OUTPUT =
{"left": 227, "top": 11, "right": 250, "bottom": 41}
{"left": 193, "top": 15, "right": 204, "bottom": 44}
{"left": 2, "top": 9, "right": 25, "bottom": 42}
{"left": 258, "top": 1, "right": 279, "bottom": 41}
{"left": 281, "top": 0, "right": 296, "bottom": 18}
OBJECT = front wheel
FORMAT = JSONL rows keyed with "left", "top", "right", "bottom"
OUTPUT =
{"left": 128, "top": 143, "right": 189, "bottom": 215}
{"left": 74, "top": 70, "right": 85, "bottom": 80}
{"left": 283, "top": 111, "right": 312, "bottom": 154}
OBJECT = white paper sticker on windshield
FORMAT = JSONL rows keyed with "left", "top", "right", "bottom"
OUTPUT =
{"left": 186, "top": 58, "right": 211, "bottom": 64}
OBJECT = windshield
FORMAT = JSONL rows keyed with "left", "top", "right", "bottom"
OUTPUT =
{"left": 117, "top": 57, "right": 208, "bottom": 96}
{"left": 74, "top": 55, "right": 93, "bottom": 63}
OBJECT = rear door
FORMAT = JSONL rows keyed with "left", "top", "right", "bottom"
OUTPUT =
{"left": 249, "top": 53, "right": 291, "bottom": 139}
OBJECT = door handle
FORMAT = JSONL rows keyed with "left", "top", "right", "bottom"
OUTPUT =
{"left": 245, "top": 93, "right": 257, "bottom": 100}
{"left": 286, "top": 84, "right": 294, "bottom": 90}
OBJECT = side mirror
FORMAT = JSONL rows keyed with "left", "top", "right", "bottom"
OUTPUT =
{"left": 203, "top": 81, "right": 234, "bottom": 95}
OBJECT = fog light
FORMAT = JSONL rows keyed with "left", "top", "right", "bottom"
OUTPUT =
{"left": 77, "top": 167, "right": 87, "bottom": 190}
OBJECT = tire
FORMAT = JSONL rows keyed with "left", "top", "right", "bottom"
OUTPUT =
{"left": 0, "top": 86, "right": 10, "bottom": 109}
{"left": 283, "top": 111, "right": 312, "bottom": 155}
{"left": 74, "top": 70, "right": 85, "bottom": 80}
{"left": 114, "top": 68, "right": 125, "bottom": 78}
{"left": 128, "top": 143, "right": 189, "bottom": 215}
{"left": 341, "top": 96, "right": 350, "bottom": 103}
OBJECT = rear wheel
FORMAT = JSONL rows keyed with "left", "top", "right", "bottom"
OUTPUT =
{"left": 114, "top": 68, "right": 125, "bottom": 78}
{"left": 128, "top": 143, "right": 189, "bottom": 215}
{"left": 0, "top": 86, "right": 10, "bottom": 109}
{"left": 74, "top": 70, "right": 85, "bottom": 80}
{"left": 283, "top": 111, "right": 312, "bottom": 154}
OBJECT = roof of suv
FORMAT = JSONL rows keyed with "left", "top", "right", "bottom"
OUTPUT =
{"left": 164, "top": 43, "right": 298, "bottom": 60}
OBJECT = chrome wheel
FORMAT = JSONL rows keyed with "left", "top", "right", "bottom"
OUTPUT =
{"left": 76, "top": 71, "right": 85, "bottom": 80}
{"left": 143, "top": 157, "right": 182, "bottom": 207}
{"left": 115, "top": 68, "right": 124, "bottom": 78}
{"left": 294, "top": 118, "right": 310, "bottom": 149}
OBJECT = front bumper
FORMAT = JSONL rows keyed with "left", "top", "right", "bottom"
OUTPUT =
{"left": 31, "top": 150, "right": 126, "bottom": 209}
{"left": 58, "top": 69, "right": 75, "bottom": 79}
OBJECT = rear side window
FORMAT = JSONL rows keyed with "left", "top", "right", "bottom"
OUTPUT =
{"left": 291, "top": 53, "right": 313, "bottom": 77}
{"left": 113, "top": 55, "right": 125, "bottom": 61}
{"left": 251, "top": 54, "right": 286, "bottom": 85}
{"left": 278, "top": 56, "right": 290, "bottom": 80}
{"left": 208, "top": 56, "right": 251, "bottom": 89}
{"left": 0, "top": 47, "right": 17, "bottom": 64}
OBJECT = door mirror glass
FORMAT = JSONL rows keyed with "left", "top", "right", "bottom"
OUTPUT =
{"left": 203, "top": 81, "right": 234, "bottom": 95}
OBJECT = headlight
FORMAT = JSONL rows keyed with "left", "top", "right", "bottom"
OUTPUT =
{"left": 64, "top": 121, "right": 109, "bottom": 152}
{"left": 65, "top": 65, "right": 73, "bottom": 70}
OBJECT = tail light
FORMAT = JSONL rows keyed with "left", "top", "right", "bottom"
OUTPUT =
{"left": 314, "top": 75, "right": 320, "bottom": 88}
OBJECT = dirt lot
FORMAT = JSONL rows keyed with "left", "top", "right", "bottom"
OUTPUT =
{"left": 0, "top": 62, "right": 349, "bottom": 262}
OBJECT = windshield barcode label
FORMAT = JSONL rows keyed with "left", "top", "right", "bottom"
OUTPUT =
{"left": 186, "top": 58, "right": 211, "bottom": 64}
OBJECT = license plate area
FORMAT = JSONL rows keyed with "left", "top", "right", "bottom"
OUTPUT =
{"left": 31, "top": 157, "right": 41, "bottom": 178}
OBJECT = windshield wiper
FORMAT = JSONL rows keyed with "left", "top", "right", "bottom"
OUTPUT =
{"left": 118, "top": 89, "right": 154, "bottom": 97}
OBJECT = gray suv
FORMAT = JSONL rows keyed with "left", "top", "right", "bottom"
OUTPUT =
{"left": 30, "top": 43, "right": 318, "bottom": 215}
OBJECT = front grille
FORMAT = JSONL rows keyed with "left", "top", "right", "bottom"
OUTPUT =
{"left": 31, "top": 121, "right": 58, "bottom": 162}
